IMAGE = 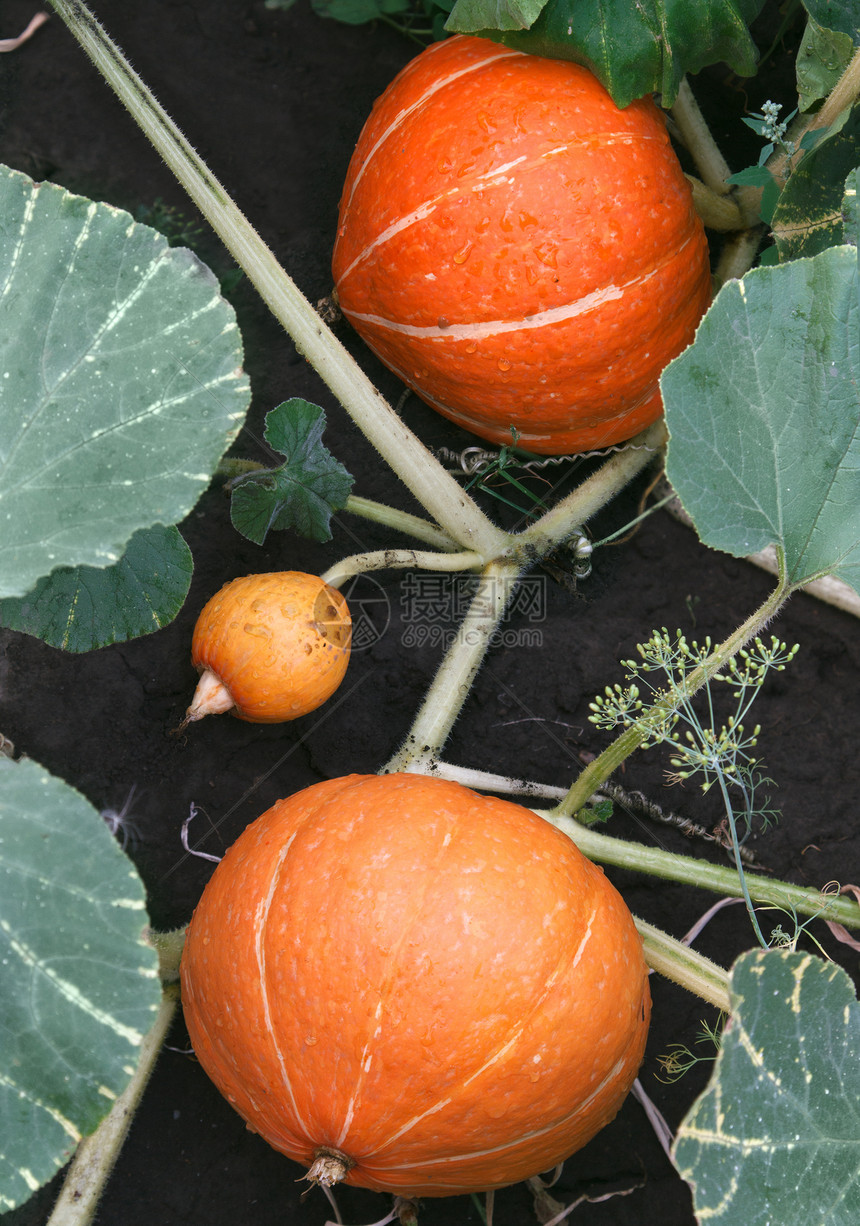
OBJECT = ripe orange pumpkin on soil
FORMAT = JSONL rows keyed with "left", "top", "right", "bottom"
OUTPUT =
{"left": 185, "top": 571, "right": 351, "bottom": 725}
{"left": 180, "top": 773, "right": 651, "bottom": 1197}
{"left": 332, "top": 35, "right": 711, "bottom": 455}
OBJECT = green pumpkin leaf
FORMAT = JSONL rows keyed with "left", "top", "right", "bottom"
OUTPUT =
{"left": 229, "top": 400, "right": 354, "bottom": 545}
{"left": 662, "top": 244, "right": 860, "bottom": 593}
{"left": 797, "top": 14, "right": 856, "bottom": 112}
{"left": 0, "top": 757, "right": 161, "bottom": 1211}
{"left": 771, "top": 113, "right": 860, "bottom": 259}
{"left": 0, "top": 165, "right": 250, "bottom": 601}
{"left": 446, "top": 0, "right": 766, "bottom": 108}
{"left": 801, "top": 0, "right": 859, "bottom": 41}
{"left": 673, "top": 949, "right": 860, "bottom": 1226}
{"left": 446, "top": 0, "right": 546, "bottom": 31}
{"left": 844, "top": 167, "right": 860, "bottom": 245}
{"left": 727, "top": 165, "right": 776, "bottom": 187}
{"left": 0, "top": 524, "right": 192, "bottom": 652}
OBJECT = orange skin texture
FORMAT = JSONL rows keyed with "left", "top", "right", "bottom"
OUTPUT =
{"left": 181, "top": 774, "right": 651, "bottom": 1197}
{"left": 190, "top": 572, "right": 351, "bottom": 723}
{"left": 332, "top": 35, "right": 712, "bottom": 455}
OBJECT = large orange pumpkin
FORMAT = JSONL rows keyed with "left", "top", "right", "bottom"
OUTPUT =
{"left": 181, "top": 773, "right": 650, "bottom": 1197}
{"left": 332, "top": 35, "right": 711, "bottom": 455}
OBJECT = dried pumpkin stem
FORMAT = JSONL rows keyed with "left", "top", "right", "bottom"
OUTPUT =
{"left": 47, "top": 0, "right": 510, "bottom": 562}
{"left": 305, "top": 1146, "right": 354, "bottom": 1187}
{"left": 184, "top": 668, "right": 235, "bottom": 724}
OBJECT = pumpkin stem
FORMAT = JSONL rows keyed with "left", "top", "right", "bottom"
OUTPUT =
{"left": 305, "top": 1146, "right": 354, "bottom": 1187}
{"left": 184, "top": 668, "right": 235, "bottom": 724}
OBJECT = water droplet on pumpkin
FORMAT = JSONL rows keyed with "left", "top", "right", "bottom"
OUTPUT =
{"left": 465, "top": 342, "right": 477, "bottom": 354}
{"left": 497, "top": 357, "right": 512, "bottom": 372}
{"left": 243, "top": 623, "right": 271, "bottom": 639}
{"left": 305, "top": 1035, "right": 318, "bottom": 1046}
{"left": 453, "top": 242, "right": 472, "bottom": 265}
{"left": 534, "top": 243, "right": 558, "bottom": 269}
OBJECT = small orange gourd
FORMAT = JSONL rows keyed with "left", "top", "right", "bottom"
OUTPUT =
{"left": 180, "top": 773, "right": 650, "bottom": 1197}
{"left": 185, "top": 571, "right": 350, "bottom": 724}
{"left": 333, "top": 35, "right": 711, "bottom": 455}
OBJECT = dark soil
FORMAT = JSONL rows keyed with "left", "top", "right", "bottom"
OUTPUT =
{"left": 1, "top": 4, "right": 858, "bottom": 1225}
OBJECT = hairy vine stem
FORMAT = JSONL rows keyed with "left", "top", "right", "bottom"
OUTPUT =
{"left": 46, "top": 0, "right": 508, "bottom": 561}
{"left": 670, "top": 79, "right": 735, "bottom": 199}
{"left": 47, "top": 987, "right": 179, "bottom": 1226}
{"left": 49, "top": 0, "right": 677, "bottom": 582}
{"left": 545, "top": 810, "right": 860, "bottom": 933}
{"left": 635, "top": 919, "right": 730, "bottom": 1013}
{"left": 342, "top": 495, "right": 459, "bottom": 551}
{"left": 322, "top": 547, "right": 483, "bottom": 588}
{"left": 385, "top": 561, "right": 521, "bottom": 772}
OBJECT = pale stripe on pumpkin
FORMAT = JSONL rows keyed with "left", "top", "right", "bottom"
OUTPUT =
{"left": 255, "top": 833, "right": 311, "bottom": 1141}
{"left": 342, "top": 45, "right": 525, "bottom": 214}
{"left": 337, "top": 133, "right": 656, "bottom": 287}
{"left": 361, "top": 906, "right": 598, "bottom": 1158}
{"left": 363, "top": 1050, "right": 630, "bottom": 1181}
{"left": 342, "top": 229, "right": 701, "bottom": 342}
